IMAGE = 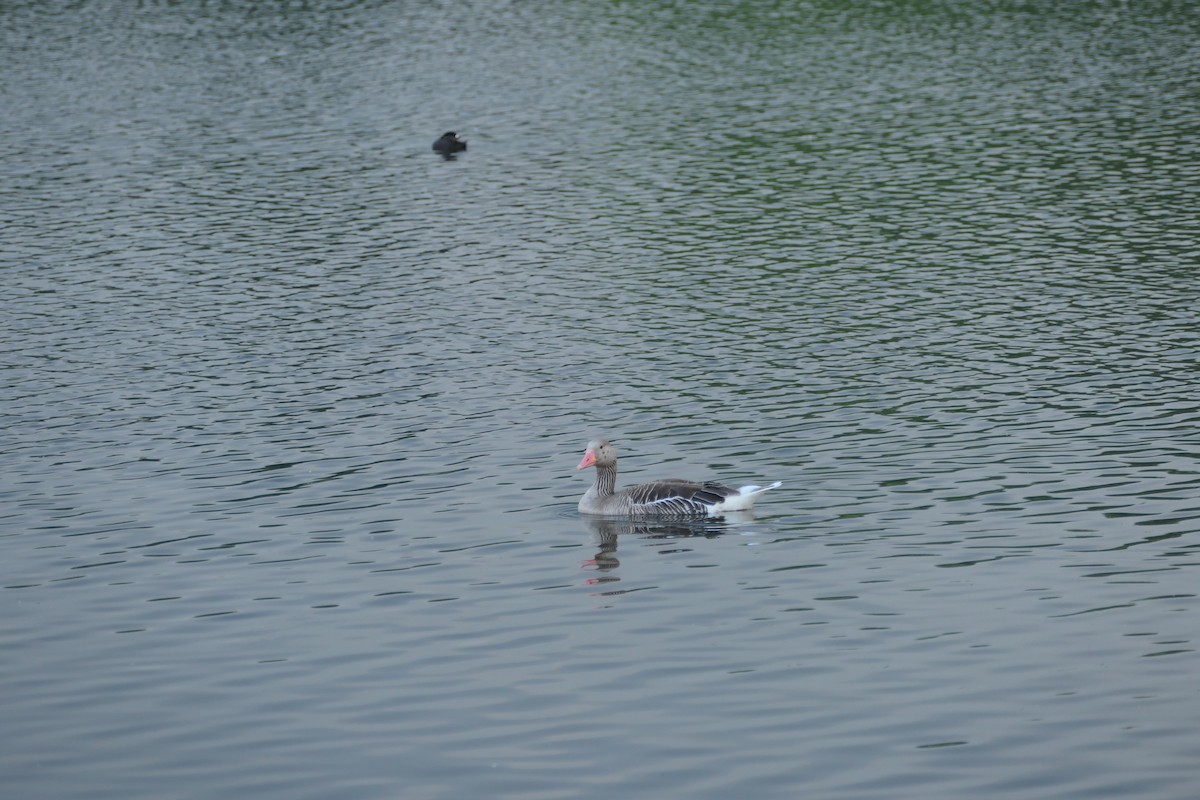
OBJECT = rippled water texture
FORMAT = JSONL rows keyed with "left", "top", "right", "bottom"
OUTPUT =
{"left": 3, "top": 1, "right": 1199, "bottom": 798}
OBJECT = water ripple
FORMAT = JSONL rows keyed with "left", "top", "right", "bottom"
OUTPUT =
{"left": 4, "top": 1, "right": 1200, "bottom": 798}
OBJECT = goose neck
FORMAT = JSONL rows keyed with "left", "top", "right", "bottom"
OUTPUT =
{"left": 593, "top": 462, "right": 617, "bottom": 498}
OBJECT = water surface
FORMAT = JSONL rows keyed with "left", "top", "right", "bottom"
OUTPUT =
{"left": 3, "top": 1, "right": 1199, "bottom": 798}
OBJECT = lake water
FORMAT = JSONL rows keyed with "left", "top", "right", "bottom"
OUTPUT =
{"left": 3, "top": 1, "right": 1199, "bottom": 797}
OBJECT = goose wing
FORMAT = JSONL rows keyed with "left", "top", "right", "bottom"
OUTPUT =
{"left": 623, "top": 479, "right": 736, "bottom": 517}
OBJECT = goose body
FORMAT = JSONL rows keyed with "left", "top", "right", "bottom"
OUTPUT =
{"left": 576, "top": 438, "right": 780, "bottom": 519}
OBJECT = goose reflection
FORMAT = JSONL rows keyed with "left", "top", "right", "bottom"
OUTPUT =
{"left": 584, "top": 515, "right": 737, "bottom": 542}
{"left": 580, "top": 513, "right": 758, "bottom": 579}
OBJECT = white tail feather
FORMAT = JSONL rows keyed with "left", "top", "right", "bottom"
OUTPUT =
{"left": 712, "top": 481, "right": 782, "bottom": 513}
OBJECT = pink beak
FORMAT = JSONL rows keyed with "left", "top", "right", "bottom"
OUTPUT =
{"left": 575, "top": 449, "right": 596, "bottom": 470}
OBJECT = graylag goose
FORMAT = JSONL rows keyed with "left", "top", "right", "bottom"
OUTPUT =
{"left": 575, "top": 438, "right": 780, "bottom": 518}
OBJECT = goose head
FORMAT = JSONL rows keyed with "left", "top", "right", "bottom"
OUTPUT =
{"left": 576, "top": 438, "right": 617, "bottom": 470}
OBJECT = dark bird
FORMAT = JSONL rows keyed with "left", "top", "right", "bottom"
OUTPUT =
{"left": 432, "top": 132, "right": 467, "bottom": 154}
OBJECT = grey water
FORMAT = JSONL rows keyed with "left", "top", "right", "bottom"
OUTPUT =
{"left": 3, "top": 1, "right": 1199, "bottom": 797}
